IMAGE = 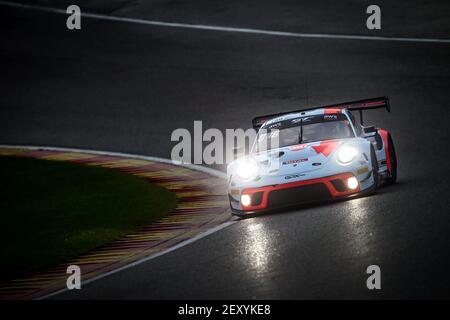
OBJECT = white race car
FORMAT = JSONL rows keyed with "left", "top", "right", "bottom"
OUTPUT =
{"left": 227, "top": 97, "right": 397, "bottom": 216}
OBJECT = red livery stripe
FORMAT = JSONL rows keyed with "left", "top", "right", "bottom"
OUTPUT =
{"left": 378, "top": 129, "right": 392, "bottom": 172}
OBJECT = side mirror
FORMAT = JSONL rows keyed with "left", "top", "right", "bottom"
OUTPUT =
{"left": 363, "top": 125, "right": 377, "bottom": 137}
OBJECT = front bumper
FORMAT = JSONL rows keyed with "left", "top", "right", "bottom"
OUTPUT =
{"left": 230, "top": 172, "right": 363, "bottom": 215}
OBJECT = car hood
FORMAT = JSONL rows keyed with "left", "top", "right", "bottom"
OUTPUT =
{"left": 252, "top": 139, "right": 342, "bottom": 176}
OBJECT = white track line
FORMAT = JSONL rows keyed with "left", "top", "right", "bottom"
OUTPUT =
{"left": 0, "top": 144, "right": 235, "bottom": 299}
{"left": 1, "top": 0, "right": 450, "bottom": 44}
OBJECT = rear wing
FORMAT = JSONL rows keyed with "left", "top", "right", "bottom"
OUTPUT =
{"left": 252, "top": 96, "right": 390, "bottom": 130}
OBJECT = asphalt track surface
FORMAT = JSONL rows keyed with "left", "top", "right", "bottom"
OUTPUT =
{"left": 1, "top": 1, "right": 450, "bottom": 299}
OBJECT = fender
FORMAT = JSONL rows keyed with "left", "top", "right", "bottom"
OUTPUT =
{"left": 377, "top": 128, "right": 391, "bottom": 172}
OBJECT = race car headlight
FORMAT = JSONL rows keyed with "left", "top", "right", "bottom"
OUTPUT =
{"left": 236, "top": 161, "right": 259, "bottom": 181}
{"left": 240, "top": 194, "right": 251, "bottom": 207}
{"left": 347, "top": 176, "right": 359, "bottom": 190}
{"left": 337, "top": 146, "right": 358, "bottom": 164}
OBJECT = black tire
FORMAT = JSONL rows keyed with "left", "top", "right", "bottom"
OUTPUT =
{"left": 370, "top": 145, "right": 379, "bottom": 188}
{"left": 386, "top": 134, "right": 397, "bottom": 184}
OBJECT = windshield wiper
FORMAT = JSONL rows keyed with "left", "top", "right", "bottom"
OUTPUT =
{"left": 298, "top": 117, "right": 303, "bottom": 144}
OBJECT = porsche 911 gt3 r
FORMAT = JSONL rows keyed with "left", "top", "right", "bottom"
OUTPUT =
{"left": 227, "top": 96, "right": 397, "bottom": 216}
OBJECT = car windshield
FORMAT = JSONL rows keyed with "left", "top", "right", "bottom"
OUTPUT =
{"left": 255, "top": 113, "right": 354, "bottom": 152}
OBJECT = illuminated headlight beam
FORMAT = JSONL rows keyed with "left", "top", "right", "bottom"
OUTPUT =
{"left": 337, "top": 145, "right": 358, "bottom": 164}
{"left": 236, "top": 161, "right": 259, "bottom": 181}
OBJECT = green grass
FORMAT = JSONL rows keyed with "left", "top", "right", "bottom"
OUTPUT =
{"left": 0, "top": 155, "right": 177, "bottom": 283}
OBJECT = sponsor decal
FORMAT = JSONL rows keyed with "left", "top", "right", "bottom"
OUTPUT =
{"left": 268, "top": 122, "right": 281, "bottom": 129}
{"left": 357, "top": 167, "right": 369, "bottom": 175}
{"left": 285, "top": 174, "right": 300, "bottom": 180}
{"left": 324, "top": 114, "right": 338, "bottom": 120}
{"left": 292, "top": 116, "right": 314, "bottom": 124}
{"left": 282, "top": 158, "right": 308, "bottom": 165}
{"left": 289, "top": 144, "right": 308, "bottom": 151}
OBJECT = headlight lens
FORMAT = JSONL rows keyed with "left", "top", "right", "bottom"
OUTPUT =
{"left": 241, "top": 194, "right": 251, "bottom": 207}
{"left": 347, "top": 176, "right": 359, "bottom": 190}
{"left": 236, "top": 161, "right": 258, "bottom": 180}
{"left": 337, "top": 146, "right": 357, "bottom": 164}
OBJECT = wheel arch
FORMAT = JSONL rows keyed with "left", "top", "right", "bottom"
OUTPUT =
{"left": 377, "top": 128, "right": 392, "bottom": 172}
